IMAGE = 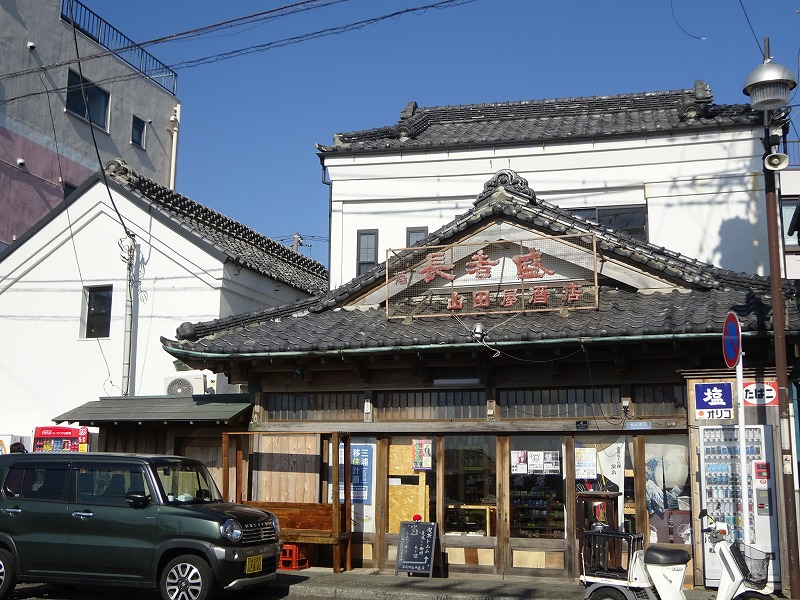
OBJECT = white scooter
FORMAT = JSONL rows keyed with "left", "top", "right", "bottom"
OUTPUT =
{"left": 579, "top": 510, "right": 773, "bottom": 600}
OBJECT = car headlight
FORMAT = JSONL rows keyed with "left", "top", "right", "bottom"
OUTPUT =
{"left": 271, "top": 513, "right": 280, "bottom": 539}
{"left": 220, "top": 518, "right": 243, "bottom": 542}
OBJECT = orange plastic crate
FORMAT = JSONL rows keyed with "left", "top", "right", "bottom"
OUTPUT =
{"left": 280, "top": 543, "right": 309, "bottom": 570}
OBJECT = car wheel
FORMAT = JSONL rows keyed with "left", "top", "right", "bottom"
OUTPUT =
{"left": 160, "top": 554, "right": 213, "bottom": 600}
{"left": 0, "top": 549, "right": 17, "bottom": 600}
{"left": 588, "top": 586, "right": 628, "bottom": 600}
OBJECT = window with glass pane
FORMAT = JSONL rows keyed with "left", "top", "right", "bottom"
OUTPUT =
{"left": 643, "top": 435, "right": 691, "bottom": 544}
{"left": 782, "top": 196, "right": 799, "bottom": 248}
{"left": 575, "top": 435, "right": 633, "bottom": 533}
{"left": 509, "top": 436, "right": 565, "bottom": 538}
{"left": 406, "top": 227, "right": 428, "bottom": 247}
{"left": 444, "top": 436, "right": 496, "bottom": 536}
{"left": 66, "top": 69, "right": 109, "bottom": 129}
{"left": 131, "top": 115, "right": 146, "bottom": 148}
{"left": 570, "top": 205, "right": 647, "bottom": 241}
{"left": 357, "top": 230, "right": 378, "bottom": 275}
{"left": 84, "top": 285, "right": 112, "bottom": 338}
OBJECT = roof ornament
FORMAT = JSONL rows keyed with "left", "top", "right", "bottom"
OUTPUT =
{"left": 475, "top": 169, "right": 537, "bottom": 205}
{"left": 399, "top": 101, "right": 418, "bottom": 120}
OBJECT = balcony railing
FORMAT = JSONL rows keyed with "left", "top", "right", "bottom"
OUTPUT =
{"left": 60, "top": 0, "right": 177, "bottom": 95}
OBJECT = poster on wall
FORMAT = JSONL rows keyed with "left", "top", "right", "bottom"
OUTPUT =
{"left": 412, "top": 439, "right": 433, "bottom": 470}
{"left": 338, "top": 443, "right": 373, "bottom": 504}
{"left": 575, "top": 447, "right": 597, "bottom": 479}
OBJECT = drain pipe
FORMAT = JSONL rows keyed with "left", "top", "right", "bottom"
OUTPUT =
{"left": 168, "top": 103, "right": 181, "bottom": 189}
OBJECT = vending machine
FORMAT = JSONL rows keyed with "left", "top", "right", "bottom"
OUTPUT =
{"left": 698, "top": 425, "right": 780, "bottom": 586}
{"left": 32, "top": 426, "right": 89, "bottom": 452}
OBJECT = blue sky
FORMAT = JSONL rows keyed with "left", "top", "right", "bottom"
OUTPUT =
{"left": 80, "top": 0, "right": 799, "bottom": 268}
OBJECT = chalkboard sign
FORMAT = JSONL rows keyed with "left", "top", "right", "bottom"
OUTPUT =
{"left": 395, "top": 521, "right": 437, "bottom": 576}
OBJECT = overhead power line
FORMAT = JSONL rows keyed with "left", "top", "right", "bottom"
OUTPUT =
{"left": 0, "top": 0, "right": 348, "bottom": 84}
{"left": 0, "top": 0, "right": 476, "bottom": 108}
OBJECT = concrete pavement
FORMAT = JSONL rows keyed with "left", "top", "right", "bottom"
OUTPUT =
{"left": 259, "top": 567, "right": 722, "bottom": 600}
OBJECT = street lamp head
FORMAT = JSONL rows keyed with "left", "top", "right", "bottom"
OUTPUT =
{"left": 743, "top": 60, "right": 797, "bottom": 111}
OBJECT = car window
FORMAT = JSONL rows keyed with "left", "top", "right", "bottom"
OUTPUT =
{"left": 72, "top": 463, "right": 151, "bottom": 506}
{"left": 3, "top": 464, "right": 68, "bottom": 501}
{"left": 152, "top": 459, "right": 221, "bottom": 504}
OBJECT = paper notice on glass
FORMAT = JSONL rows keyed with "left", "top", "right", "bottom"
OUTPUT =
{"left": 543, "top": 450, "right": 561, "bottom": 474}
{"left": 575, "top": 447, "right": 598, "bottom": 479}
{"left": 511, "top": 450, "right": 528, "bottom": 474}
{"left": 527, "top": 451, "right": 544, "bottom": 473}
{"left": 413, "top": 439, "right": 433, "bottom": 470}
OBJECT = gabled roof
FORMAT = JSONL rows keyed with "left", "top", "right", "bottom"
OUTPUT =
{"left": 161, "top": 170, "right": 798, "bottom": 362}
{"left": 318, "top": 81, "right": 761, "bottom": 154}
{"left": 0, "top": 160, "right": 329, "bottom": 296}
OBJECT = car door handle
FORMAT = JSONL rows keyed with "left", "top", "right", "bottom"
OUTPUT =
{"left": 1, "top": 507, "right": 22, "bottom": 516}
{"left": 71, "top": 510, "right": 94, "bottom": 520}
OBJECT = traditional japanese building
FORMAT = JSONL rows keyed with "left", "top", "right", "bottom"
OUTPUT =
{"left": 161, "top": 170, "right": 798, "bottom": 583}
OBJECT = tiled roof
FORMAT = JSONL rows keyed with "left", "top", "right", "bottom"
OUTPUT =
{"left": 162, "top": 170, "right": 798, "bottom": 359}
{"left": 53, "top": 394, "right": 252, "bottom": 424}
{"left": 105, "top": 160, "right": 329, "bottom": 296}
{"left": 164, "top": 287, "right": 786, "bottom": 358}
{"left": 319, "top": 81, "right": 761, "bottom": 153}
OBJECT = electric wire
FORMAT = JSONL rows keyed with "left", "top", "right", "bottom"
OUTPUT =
{"left": 0, "top": 0, "right": 349, "bottom": 84}
{"left": 66, "top": 0, "right": 129, "bottom": 395}
{"left": 669, "top": 0, "right": 706, "bottom": 41}
{"left": 0, "top": 0, "right": 476, "bottom": 108}
{"left": 737, "top": 0, "right": 763, "bottom": 58}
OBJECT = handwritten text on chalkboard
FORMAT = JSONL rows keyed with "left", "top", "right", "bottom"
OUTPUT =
{"left": 395, "top": 521, "right": 437, "bottom": 576}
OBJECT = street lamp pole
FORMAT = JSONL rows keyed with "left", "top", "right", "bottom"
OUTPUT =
{"left": 744, "top": 38, "right": 800, "bottom": 599}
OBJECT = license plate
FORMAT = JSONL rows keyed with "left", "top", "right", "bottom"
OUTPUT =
{"left": 245, "top": 555, "right": 263, "bottom": 574}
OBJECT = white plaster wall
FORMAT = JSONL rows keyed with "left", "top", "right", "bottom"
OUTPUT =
{"left": 324, "top": 129, "right": 785, "bottom": 288}
{"left": 0, "top": 180, "right": 289, "bottom": 436}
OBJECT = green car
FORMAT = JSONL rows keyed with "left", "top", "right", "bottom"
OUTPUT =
{"left": 0, "top": 452, "right": 280, "bottom": 600}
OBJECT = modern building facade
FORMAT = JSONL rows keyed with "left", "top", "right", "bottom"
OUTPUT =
{"left": 0, "top": 0, "right": 180, "bottom": 248}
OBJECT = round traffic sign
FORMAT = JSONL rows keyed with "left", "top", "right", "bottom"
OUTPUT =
{"left": 722, "top": 312, "right": 741, "bottom": 369}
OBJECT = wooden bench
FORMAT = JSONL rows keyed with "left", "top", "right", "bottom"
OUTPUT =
{"left": 244, "top": 501, "right": 352, "bottom": 572}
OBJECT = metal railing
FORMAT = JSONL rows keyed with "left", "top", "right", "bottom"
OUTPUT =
{"left": 60, "top": 0, "right": 177, "bottom": 95}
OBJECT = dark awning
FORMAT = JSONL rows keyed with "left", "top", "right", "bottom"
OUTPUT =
{"left": 53, "top": 394, "right": 253, "bottom": 425}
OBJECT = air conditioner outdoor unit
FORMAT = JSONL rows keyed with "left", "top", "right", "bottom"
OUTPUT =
{"left": 164, "top": 372, "right": 206, "bottom": 396}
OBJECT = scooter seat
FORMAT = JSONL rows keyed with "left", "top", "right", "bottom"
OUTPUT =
{"left": 644, "top": 545, "right": 691, "bottom": 566}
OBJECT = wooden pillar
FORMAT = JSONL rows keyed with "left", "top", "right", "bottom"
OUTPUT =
{"left": 633, "top": 435, "right": 647, "bottom": 547}
{"left": 496, "top": 435, "right": 510, "bottom": 575}
{"left": 222, "top": 432, "right": 230, "bottom": 500}
{"left": 565, "top": 435, "right": 576, "bottom": 577}
{"left": 375, "top": 437, "right": 389, "bottom": 570}
{"left": 235, "top": 434, "right": 243, "bottom": 503}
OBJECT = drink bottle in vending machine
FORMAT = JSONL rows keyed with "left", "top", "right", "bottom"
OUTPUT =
{"left": 698, "top": 425, "right": 779, "bottom": 587}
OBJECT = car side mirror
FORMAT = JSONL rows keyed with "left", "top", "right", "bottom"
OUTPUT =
{"left": 125, "top": 491, "right": 151, "bottom": 508}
